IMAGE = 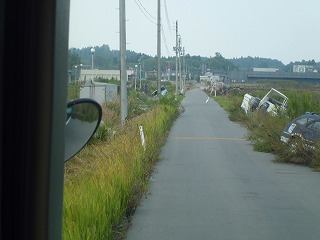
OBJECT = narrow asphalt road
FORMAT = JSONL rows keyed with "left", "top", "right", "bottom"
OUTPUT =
{"left": 125, "top": 88, "right": 320, "bottom": 240}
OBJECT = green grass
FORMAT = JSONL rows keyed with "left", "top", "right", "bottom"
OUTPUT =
{"left": 214, "top": 93, "right": 249, "bottom": 123}
{"left": 63, "top": 92, "right": 181, "bottom": 239}
{"left": 67, "top": 83, "right": 80, "bottom": 100}
{"left": 213, "top": 96, "right": 231, "bottom": 109}
{"left": 285, "top": 91, "right": 320, "bottom": 119}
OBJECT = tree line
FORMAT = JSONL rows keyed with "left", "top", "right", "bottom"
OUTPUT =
{"left": 68, "top": 44, "right": 319, "bottom": 80}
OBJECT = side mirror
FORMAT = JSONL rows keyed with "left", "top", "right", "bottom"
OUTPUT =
{"left": 65, "top": 98, "right": 102, "bottom": 162}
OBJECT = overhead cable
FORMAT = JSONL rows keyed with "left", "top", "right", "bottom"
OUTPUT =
{"left": 134, "top": 0, "right": 157, "bottom": 24}
{"left": 163, "top": 0, "right": 173, "bottom": 37}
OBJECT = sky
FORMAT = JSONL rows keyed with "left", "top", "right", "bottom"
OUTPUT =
{"left": 69, "top": 0, "right": 320, "bottom": 65}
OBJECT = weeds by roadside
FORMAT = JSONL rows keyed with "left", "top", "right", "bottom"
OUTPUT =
{"left": 63, "top": 88, "right": 181, "bottom": 239}
{"left": 212, "top": 88, "right": 320, "bottom": 171}
{"left": 276, "top": 139, "right": 320, "bottom": 170}
{"left": 246, "top": 111, "right": 288, "bottom": 153}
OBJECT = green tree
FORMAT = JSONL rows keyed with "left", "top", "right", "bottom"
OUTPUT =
{"left": 68, "top": 50, "right": 81, "bottom": 69}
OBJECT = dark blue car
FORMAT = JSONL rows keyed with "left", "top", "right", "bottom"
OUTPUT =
{"left": 280, "top": 112, "right": 320, "bottom": 147}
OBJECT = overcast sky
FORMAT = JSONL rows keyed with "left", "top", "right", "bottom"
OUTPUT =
{"left": 69, "top": 0, "right": 320, "bottom": 64}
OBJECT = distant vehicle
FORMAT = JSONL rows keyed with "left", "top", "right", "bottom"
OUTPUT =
{"left": 280, "top": 112, "right": 320, "bottom": 149}
{"left": 241, "top": 88, "right": 288, "bottom": 116}
{"left": 152, "top": 86, "right": 168, "bottom": 96}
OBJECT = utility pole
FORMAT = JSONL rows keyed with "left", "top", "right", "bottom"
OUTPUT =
{"left": 174, "top": 20, "right": 179, "bottom": 98}
{"left": 120, "top": 0, "right": 127, "bottom": 125}
{"left": 186, "top": 64, "right": 188, "bottom": 82}
{"left": 91, "top": 47, "right": 95, "bottom": 80}
{"left": 178, "top": 36, "right": 182, "bottom": 93}
{"left": 182, "top": 47, "right": 185, "bottom": 92}
{"left": 138, "top": 53, "right": 142, "bottom": 89}
{"left": 157, "top": 0, "right": 161, "bottom": 97}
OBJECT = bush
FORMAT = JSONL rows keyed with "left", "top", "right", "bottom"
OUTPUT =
{"left": 276, "top": 138, "right": 320, "bottom": 168}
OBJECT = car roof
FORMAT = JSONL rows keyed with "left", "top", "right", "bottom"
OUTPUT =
{"left": 297, "top": 112, "right": 320, "bottom": 120}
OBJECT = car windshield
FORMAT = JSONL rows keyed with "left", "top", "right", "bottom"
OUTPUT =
{"left": 307, "top": 121, "right": 320, "bottom": 132}
{"left": 296, "top": 117, "right": 314, "bottom": 125}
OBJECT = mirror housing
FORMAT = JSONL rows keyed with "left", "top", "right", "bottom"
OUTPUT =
{"left": 65, "top": 98, "right": 102, "bottom": 162}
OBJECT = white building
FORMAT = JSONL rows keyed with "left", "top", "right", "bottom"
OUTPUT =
{"left": 293, "top": 65, "right": 317, "bottom": 73}
{"left": 80, "top": 69, "right": 135, "bottom": 81}
{"left": 252, "top": 68, "right": 279, "bottom": 72}
{"left": 200, "top": 72, "right": 220, "bottom": 82}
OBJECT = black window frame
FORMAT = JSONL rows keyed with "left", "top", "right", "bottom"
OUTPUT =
{"left": 0, "top": 1, "right": 70, "bottom": 239}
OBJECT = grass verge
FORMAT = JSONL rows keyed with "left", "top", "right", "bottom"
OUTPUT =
{"left": 63, "top": 94, "right": 181, "bottom": 239}
{"left": 211, "top": 89, "right": 320, "bottom": 171}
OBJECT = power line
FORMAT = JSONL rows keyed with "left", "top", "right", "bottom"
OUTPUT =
{"left": 161, "top": 25, "right": 171, "bottom": 57}
{"left": 163, "top": 0, "right": 173, "bottom": 38}
{"left": 133, "top": 0, "right": 172, "bottom": 57}
{"left": 134, "top": 0, "right": 157, "bottom": 25}
{"left": 137, "top": 0, "right": 156, "bottom": 19}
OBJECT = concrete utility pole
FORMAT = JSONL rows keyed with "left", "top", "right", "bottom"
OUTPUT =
{"left": 91, "top": 47, "right": 95, "bottom": 80}
{"left": 138, "top": 54, "right": 142, "bottom": 89}
{"left": 182, "top": 47, "right": 185, "bottom": 92}
{"left": 157, "top": 0, "right": 161, "bottom": 97}
{"left": 120, "top": 0, "right": 128, "bottom": 125}
{"left": 174, "top": 20, "right": 179, "bottom": 98}
{"left": 178, "top": 36, "right": 182, "bottom": 93}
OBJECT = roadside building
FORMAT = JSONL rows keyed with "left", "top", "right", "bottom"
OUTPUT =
{"left": 79, "top": 69, "right": 135, "bottom": 81}
{"left": 293, "top": 65, "right": 318, "bottom": 73}
{"left": 251, "top": 68, "right": 279, "bottom": 72}
{"left": 200, "top": 72, "right": 220, "bottom": 82}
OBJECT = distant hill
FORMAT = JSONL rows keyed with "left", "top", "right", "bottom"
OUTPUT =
{"left": 227, "top": 56, "right": 285, "bottom": 70}
{"left": 228, "top": 56, "right": 320, "bottom": 72}
{"left": 68, "top": 45, "right": 319, "bottom": 79}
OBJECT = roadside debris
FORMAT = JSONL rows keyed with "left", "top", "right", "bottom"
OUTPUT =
{"left": 280, "top": 112, "right": 320, "bottom": 151}
{"left": 241, "top": 88, "right": 288, "bottom": 116}
{"left": 152, "top": 86, "right": 168, "bottom": 96}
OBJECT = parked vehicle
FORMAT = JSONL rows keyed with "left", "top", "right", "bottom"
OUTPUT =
{"left": 241, "top": 88, "right": 288, "bottom": 116}
{"left": 280, "top": 112, "right": 320, "bottom": 149}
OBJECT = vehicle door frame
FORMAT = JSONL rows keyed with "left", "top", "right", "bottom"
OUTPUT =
{"left": 0, "top": 0, "right": 70, "bottom": 239}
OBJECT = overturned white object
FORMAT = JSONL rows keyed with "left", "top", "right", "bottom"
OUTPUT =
{"left": 241, "top": 88, "right": 288, "bottom": 116}
{"left": 139, "top": 125, "right": 146, "bottom": 150}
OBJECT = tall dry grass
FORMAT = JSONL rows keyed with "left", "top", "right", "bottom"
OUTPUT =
{"left": 63, "top": 95, "right": 180, "bottom": 239}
